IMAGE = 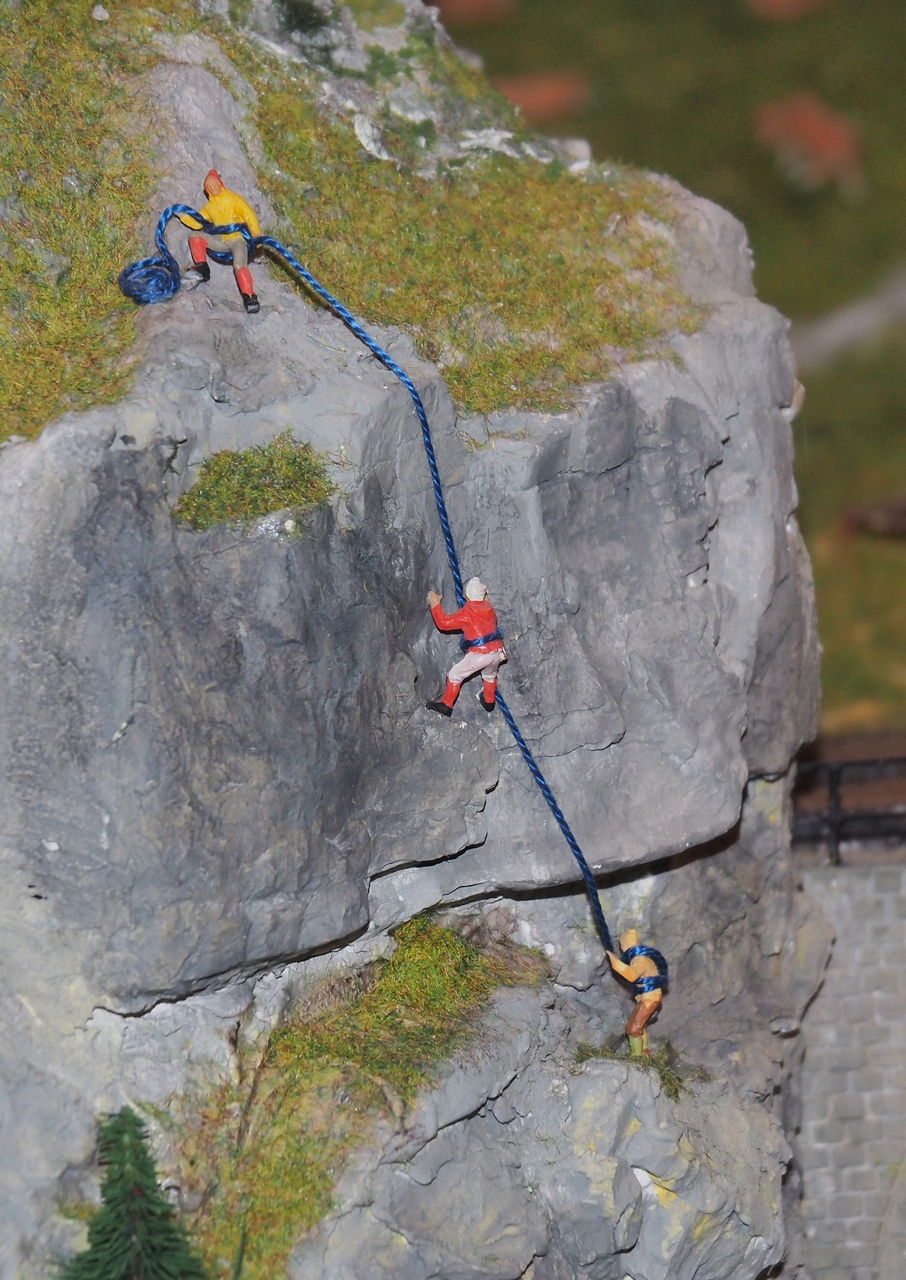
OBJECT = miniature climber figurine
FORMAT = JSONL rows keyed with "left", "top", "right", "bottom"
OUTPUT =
{"left": 178, "top": 170, "right": 261, "bottom": 313}
{"left": 426, "top": 578, "right": 506, "bottom": 716}
{"left": 607, "top": 929, "right": 665, "bottom": 1058}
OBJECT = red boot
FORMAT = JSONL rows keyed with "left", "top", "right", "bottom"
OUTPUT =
{"left": 427, "top": 680, "right": 459, "bottom": 717}
{"left": 236, "top": 266, "right": 260, "bottom": 314}
{"left": 479, "top": 680, "right": 497, "bottom": 711}
{"left": 184, "top": 237, "right": 210, "bottom": 284}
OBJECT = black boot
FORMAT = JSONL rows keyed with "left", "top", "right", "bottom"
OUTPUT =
{"left": 479, "top": 690, "right": 496, "bottom": 712}
{"left": 183, "top": 261, "right": 210, "bottom": 285}
{"left": 426, "top": 699, "right": 453, "bottom": 717}
{"left": 242, "top": 292, "right": 260, "bottom": 314}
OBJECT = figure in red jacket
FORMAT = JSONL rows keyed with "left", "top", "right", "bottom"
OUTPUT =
{"left": 426, "top": 577, "right": 506, "bottom": 716}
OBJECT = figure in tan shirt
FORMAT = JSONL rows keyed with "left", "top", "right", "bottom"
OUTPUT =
{"left": 607, "top": 928, "right": 666, "bottom": 1058}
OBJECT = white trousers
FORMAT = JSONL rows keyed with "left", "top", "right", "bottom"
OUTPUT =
{"left": 448, "top": 648, "right": 506, "bottom": 686}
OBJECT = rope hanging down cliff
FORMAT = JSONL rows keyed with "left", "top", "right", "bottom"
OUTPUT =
{"left": 119, "top": 206, "right": 668, "bottom": 1008}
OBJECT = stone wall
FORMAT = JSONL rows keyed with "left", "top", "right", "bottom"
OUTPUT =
{"left": 800, "top": 859, "right": 906, "bottom": 1280}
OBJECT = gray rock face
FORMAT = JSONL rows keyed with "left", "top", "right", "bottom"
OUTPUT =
{"left": 0, "top": 16, "right": 822, "bottom": 1280}
{"left": 282, "top": 773, "right": 829, "bottom": 1280}
{"left": 30, "top": 774, "right": 825, "bottom": 1280}
{"left": 288, "top": 987, "right": 788, "bottom": 1280}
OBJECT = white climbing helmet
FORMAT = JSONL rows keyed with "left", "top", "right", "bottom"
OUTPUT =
{"left": 465, "top": 577, "right": 488, "bottom": 601}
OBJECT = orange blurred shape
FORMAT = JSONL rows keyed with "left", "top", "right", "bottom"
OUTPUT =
{"left": 747, "top": 0, "right": 829, "bottom": 18}
{"left": 435, "top": 0, "right": 519, "bottom": 25}
{"left": 754, "top": 92, "right": 862, "bottom": 192}
{"left": 493, "top": 72, "right": 590, "bottom": 125}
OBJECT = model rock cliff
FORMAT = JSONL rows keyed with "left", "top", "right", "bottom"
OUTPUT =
{"left": 0, "top": 2, "right": 828, "bottom": 1277}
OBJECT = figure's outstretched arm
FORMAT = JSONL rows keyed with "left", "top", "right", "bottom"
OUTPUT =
{"left": 427, "top": 592, "right": 467, "bottom": 632}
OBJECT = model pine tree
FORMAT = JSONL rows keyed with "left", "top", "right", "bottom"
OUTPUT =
{"left": 63, "top": 1107, "right": 207, "bottom": 1280}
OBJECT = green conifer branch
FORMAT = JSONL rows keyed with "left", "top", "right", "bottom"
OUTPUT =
{"left": 63, "top": 1107, "right": 207, "bottom": 1280}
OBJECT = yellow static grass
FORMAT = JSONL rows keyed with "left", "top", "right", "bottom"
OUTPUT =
{"left": 176, "top": 918, "right": 542, "bottom": 1280}
{"left": 2, "top": 1, "right": 698, "bottom": 439}
{"left": 224, "top": 34, "right": 699, "bottom": 415}
{"left": 0, "top": 0, "right": 201, "bottom": 441}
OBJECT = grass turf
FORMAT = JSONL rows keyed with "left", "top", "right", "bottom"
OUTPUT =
{"left": 172, "top": 432, "right": 336, "bottom": 530}
{"left": 0, "top": 0, "right": 204, "bottom": 443}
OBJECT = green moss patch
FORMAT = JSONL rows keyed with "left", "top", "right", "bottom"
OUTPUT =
{"left": 175, "top": 918, "right": 542, "bottom": 1280}
{"left": 0, "top": 0, "right": 200, "bottom": 442}
{"left": 172, "top": 432, "right": 336, "bottom": 530}
{"left": 574, "top": 1038, "right": 705, "bottom": 1104}
{"left": 222, "top": 35, "right": 697, "bottom": 416}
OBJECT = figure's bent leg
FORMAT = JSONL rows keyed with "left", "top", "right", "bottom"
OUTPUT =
{"left": 427, "top": 650, "right": 486, "bottom": 717}
{"left": 428, "top": 650, "right": 504, "bottom": 718}
{"left": 184, "top": 236, "right": 211, "bottom": 284}
{"left": 225, "top": 238, "right": 259, "bottom": 313}
{"left": 477, "top": 653, "right": 504, "bottom": 711}
{"left": 426, "top": 679, "right": 460, "bottom": 717}
{"left": 626, "top": 999, "right": 657, "bottom": 1057}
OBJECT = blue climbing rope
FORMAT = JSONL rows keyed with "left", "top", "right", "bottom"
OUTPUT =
{"left": 120, "top": 207, "right": 465, "bottom": 607}
{"left": 493, "top": 688, "right": 615, "bottom": 954}
{"left": 622, "top": 945, "right": 669, "bottom": 994}
{"left": 120, "top": 206, "right": 667, "bottom": 997}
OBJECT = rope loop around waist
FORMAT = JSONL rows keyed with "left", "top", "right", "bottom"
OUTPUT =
{"left": 621, "top": 944, "right": 669, "bottom": 996}
{"left": 460, "top": 628, "right": 504, "bottom": 652}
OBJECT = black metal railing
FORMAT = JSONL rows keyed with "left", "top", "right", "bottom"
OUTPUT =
{"left": 793, "top": 757, "right": 906, "bottom": 864}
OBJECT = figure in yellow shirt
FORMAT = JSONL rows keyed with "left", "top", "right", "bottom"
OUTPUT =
{"left": 179, "top": 170, "right": 261, "bottom": 314}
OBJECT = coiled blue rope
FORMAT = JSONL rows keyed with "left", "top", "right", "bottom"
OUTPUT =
{"left": 119, "top": 205, "right": 667, "bottom": 997}
{"left": 118, "top": 204, "right": 250, "bottom": 303}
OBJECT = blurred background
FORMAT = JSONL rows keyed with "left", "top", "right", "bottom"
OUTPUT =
{"left": 432, "top": 0, "right": 906, "bottom": 747}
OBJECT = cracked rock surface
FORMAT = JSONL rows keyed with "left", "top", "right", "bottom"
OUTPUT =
{"left": 288, "top": 985, "right": 788, "bottom": 1280}
{"left": 0, "top": 5, "right": 824, "bottom": 1277}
